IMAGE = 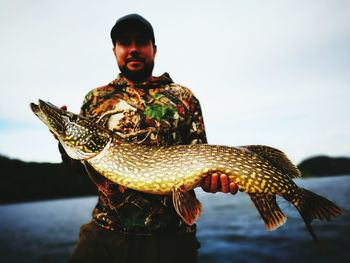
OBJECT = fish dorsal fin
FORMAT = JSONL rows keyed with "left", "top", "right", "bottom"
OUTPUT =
{"left": 172, "top": 189, "right": 202, "bottom": 225}
{"left": 242, "top": 145, "right": 301, "bottom": 179}
{"left": 249, "top": 193, "right": 287, "bottom": 231}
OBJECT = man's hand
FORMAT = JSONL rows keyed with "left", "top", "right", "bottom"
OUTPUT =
{"left": 201, "top": 173, "right": 238, "bottom": 194}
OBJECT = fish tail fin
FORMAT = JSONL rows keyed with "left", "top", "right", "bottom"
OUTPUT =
{"left": 249, "top": 193, "right": 287, "bottom": 231}
{"left": 291, "top": 188, "right": 342, "bottom": 242}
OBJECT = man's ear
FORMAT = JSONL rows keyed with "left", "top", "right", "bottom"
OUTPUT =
{"left": 153, "top": 45, "right": 157, "bottom": 56}
{"left": 112, "top": 46, "right": 118, "bottom": 60}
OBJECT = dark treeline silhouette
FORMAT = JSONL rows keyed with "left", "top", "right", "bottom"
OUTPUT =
{"left": 298, "top": 155, "right": 350, "bottom": 177}
{"left": 0, "top": 155, "right": 97, "bottom": 204}
{"left": 1, "top": 154, "right": 349, "bottom": 204}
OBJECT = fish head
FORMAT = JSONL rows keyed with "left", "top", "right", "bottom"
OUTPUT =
{"left": 30, "top": 99, "right": 111, "bottom": 160}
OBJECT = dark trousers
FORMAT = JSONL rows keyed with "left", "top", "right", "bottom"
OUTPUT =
{"left": 69, "top": 222, "right": 200, "bottom": 263}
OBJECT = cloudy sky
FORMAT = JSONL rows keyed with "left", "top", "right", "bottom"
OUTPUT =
{"left": 0, "top": 0, "right": 349, "bottom": 164}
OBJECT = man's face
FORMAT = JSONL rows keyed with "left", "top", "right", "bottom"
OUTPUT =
{"left": 113, "top": 29, "right": 157, "bottom": 82}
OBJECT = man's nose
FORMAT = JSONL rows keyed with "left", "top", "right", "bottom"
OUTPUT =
{"left": 129, "top": 41, "right": 140, "bottom": 54}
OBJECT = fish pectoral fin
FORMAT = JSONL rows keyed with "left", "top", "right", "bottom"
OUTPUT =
{"left": 249, "top": 193, "right": 287, "bottom": 231}
{"left": 172, "top": 188, "right": 202, "bottom": 225}
{"left": 82, "top": 161, "right": 112, "bottom": 192}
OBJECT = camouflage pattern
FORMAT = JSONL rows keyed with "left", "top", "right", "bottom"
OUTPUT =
{"left": 79, "top": 73, "right": 207, "bottom": 233}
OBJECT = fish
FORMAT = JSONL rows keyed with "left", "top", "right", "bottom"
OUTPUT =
{"left": 30, "top": 99, "right": 342, "bottom": 241}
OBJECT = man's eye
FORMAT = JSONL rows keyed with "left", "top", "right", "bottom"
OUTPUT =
{"left": 136, "top": 38, "right": 149, "bottom": 46}
{"left": 118, "top": 39, "right": 131, "bottom": 46}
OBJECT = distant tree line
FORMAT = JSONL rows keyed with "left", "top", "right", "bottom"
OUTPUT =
{"left": 0, "top": 155, "right": 97, "bottom": 204}
{"left": 1, "top": 154, "right": 349, "bottom": 204}
{"left": 298, "top": 155, "right": 350, "bottom": 177}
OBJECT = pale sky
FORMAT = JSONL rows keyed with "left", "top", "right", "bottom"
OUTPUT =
{"left": 0, "top": 0, "right": 349, "bottom": 164}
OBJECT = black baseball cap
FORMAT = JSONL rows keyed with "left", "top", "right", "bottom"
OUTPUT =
{"left": 110, "top": 14, "right": 155, "bottom": 46}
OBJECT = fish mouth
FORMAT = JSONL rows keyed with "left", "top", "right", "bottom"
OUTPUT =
{"left": 30, "top": 101, "right": 49, "bottom": 125}
{"left": 30, "top": 102, "right": 40, "bottom": 114}
{"left": 30, "top": 99, "right": 60, "bottom": 114}
{"left": 30, "top": 99, "right": 68, "bottom": 136}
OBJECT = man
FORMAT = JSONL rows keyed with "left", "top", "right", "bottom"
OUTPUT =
{"left": 61, "top": 14, "right": 238, "bottom": 263}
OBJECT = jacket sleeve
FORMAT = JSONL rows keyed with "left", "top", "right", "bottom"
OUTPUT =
{"left": 184, "top": 90, "right": 208, "bottom": 145}
{"left": 79, "top": 90, "right": 96, "bottom": 118}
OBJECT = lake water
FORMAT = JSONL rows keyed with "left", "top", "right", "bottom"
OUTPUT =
{"left": 1, "top": 175, "right": 349, "bottom": 263}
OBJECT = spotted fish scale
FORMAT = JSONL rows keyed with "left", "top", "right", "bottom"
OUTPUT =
{"left": 30, "top": 99, "right": 342, "bottom": 242}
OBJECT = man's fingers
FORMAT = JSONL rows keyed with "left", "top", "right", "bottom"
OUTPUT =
{"left": 229, "top": 182, "right": 238, "bottom": 194}
{"left": 210, "top": 173, "right": 219, "bottom": 192}
{"left": 118, "top": 185, "right": 126, "bottom": 193}
{"left": 201, "top": 176, "right": 211, "bottom": 191}
{"left": 202, "top": 173, "right": 239, "bottom": 194}
{"left": 220, "top": 174, "right": 229, "bottom": 193}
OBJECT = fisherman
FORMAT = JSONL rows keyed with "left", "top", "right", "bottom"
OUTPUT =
{"left": 58, "top": 14, "right": 238, "bottom": 263}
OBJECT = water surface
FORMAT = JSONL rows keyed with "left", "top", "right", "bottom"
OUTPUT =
{"left": 0, "top": 175, "right": 349, "bottom": 262}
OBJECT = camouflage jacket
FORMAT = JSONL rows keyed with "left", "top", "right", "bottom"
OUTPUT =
{"left": 80, "top": 73, "right": 207, "bottom": 234}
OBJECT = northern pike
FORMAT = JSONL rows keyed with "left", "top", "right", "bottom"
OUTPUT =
{"left": 30, "top": 99, "right": 342, "bottom": 241}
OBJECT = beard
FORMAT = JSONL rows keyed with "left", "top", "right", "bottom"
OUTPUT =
{"left": 119, "top": 61, "right": 154, "bottom": 82}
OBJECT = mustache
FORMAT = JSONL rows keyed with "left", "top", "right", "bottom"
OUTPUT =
{"left": 126, "top": 57, "right": 145, "bottom": 63}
